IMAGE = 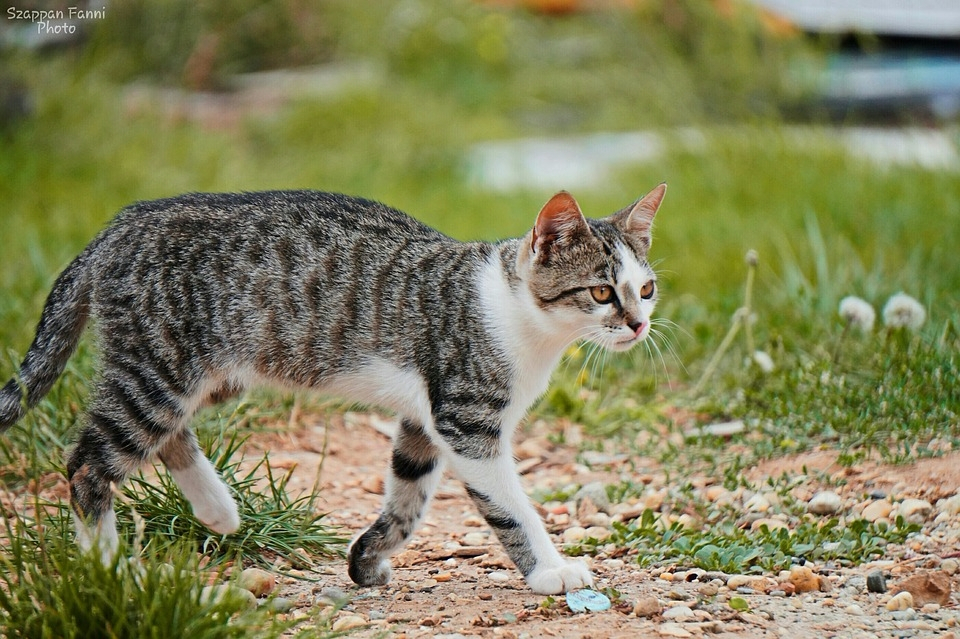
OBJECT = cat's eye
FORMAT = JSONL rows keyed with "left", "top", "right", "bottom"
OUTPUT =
{"left": 640, "top": 280, "right": 656, "bottom": 300}
{"left": 590, "top": 285, "right": 615, "bottom": 304}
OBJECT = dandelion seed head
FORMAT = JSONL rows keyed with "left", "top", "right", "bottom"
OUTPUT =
{"left": 745, "top": 249, "right": 759, "bottom": 267}
{"left": 838, "top": 296, "right": 876, "bottom": 332}
{"left": 882, "top": 293, "right": 926, "bottom": 331}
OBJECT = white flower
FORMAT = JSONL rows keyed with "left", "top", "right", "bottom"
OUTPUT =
{"left": 882, "top": 292, "right": 926, "bottom": 331}
{"left": 751, "top": 350, "right": 775, "bottom": 373}
{"left": 838, "top": 296, "right": 876, "bottom": 332}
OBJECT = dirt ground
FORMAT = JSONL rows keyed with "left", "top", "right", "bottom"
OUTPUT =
{"left": 245, "top": 413, "right": 960, "bottom": 639}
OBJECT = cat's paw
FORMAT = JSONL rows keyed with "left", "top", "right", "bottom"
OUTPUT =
{"left": 347, "top": 532, "right": 393, "bottom": 586}
{"left": 194, "top": 495, "right": 240, "bottom": 534}
{"left": 526, "top": 559, "right": 594, "bottom": 594}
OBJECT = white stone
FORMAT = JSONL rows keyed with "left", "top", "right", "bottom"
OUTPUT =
{"left": 662, "top": 604, "right": 695, "bottom": 621}
{"left": 900, "top": 498, "right": 933, "bottom": 521}
{"left": 807, "top": 491, "right": 843, "bottom": 515}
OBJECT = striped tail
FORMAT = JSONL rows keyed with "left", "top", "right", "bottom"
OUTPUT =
{"left": 0, "top": 250, "right": 93, "bottom": 430}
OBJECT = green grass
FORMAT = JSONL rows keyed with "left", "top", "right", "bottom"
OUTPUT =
{"left": 1, "top": 0, "right": 959, "bottom": 632}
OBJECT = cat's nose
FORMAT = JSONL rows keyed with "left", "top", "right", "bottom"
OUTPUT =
{"left": 628, "top": 320, "right": 646, "bottom": 336}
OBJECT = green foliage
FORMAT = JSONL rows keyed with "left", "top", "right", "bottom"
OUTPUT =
{"left": 0, "top": 507, "right": 299, "bottom": 639}
{"left": 88, "top": 0, "right": 334, "bottom": 89}
{"left": 117, "top": 426, "right": 347, "bottom": 568}
{"left": 592, "top": 508, "right": 918, "bottom": 574}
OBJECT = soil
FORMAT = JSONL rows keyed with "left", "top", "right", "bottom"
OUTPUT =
{"left": 245, "top": 413, "right": 960, "bottom": 639}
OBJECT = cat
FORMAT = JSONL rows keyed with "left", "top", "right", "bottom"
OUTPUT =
{"left": 0, "top": 184, "right": 666, "bottom": 595}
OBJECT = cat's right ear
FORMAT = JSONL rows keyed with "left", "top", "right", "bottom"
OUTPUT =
{"left": 531, "top": 191, "right": 590, "bottom": 255}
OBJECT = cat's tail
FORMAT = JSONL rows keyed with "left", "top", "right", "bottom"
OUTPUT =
{"left": 0, "top": 248, "right": 94, "bottom": 430}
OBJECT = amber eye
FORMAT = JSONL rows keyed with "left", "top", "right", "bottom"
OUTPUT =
{"left": 640, "top": 280, "right": 656, "bottom": 300}
{"left": 590, "top": 285, "right": 615, "bottom": 304}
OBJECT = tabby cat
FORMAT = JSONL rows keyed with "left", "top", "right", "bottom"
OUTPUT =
{"left": 0, "top": 184, "right": 666, "bottom": 594}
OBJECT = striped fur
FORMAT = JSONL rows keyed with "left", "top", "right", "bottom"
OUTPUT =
{"left": 0, "top": 185, "right": 666, "bottom": 594}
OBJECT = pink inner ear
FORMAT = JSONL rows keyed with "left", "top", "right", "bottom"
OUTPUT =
{"left": 533, "top": 191, "right": 585, "bottom": 252}
{"left": 627, "top": 183, "right": 666, "bottom": 234}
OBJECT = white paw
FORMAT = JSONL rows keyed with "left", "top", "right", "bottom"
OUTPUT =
{"left": 74, "top": 510, "right": 119, "bottom": 565}
{"left": 526, "top": 559, "right": 594, "bottom": 595}
{"left": 194, "top": 493, "right": 240, "bottom": 534}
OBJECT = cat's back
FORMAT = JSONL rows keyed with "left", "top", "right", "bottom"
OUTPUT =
{"left": 107, "top": 190, "right": 446, "bottom": 248}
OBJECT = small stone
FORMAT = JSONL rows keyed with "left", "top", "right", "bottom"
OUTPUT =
{"left": 899, "top": 498, "right": 933, "bottom": 521}
{"left": 238, "top": 567, "right": 276, "bottom": 598}
{"left": 200, "top": 584, "right": 257, "bottom": 609}
{"left": 462, "top": 515, "right": 485, "bottom": 527}
{"left": 751, "top": 518, "right": 789, "bottom": 532}
{"left": 698, "top": 583, "right": 719, "bottom": 597}
{"left": 789, "top": 566, "right": 821, "bottom": 593}
{"left": 866, "top": 570, "right": 887, "bottom": 593}
{"left": 744, "top": 494, "right": 770, "bottom": 513}
{"left": 921, "top": 603, "right": 941, "bottom": 613}
{"left": 942, "top": 558, "right": 960, "bottom": 576}
{"left": 574, "top": 481, "right": 611, "bottom": 513}
{"left": 891, "top": 608, "right": 918, "bottom": 621}
{"left": 727, "top": 575, "right": 762, "bottom": 590}
{"left": 360, "top": 475, "right": 384, "bottom": 495}
{"left": 886, "top": 590, "right": 914, "bottom": 611}
{"left": 704, "top": 486, "right": 728, "bottom": 502}
{"left": 844, "top": 604, "right": 864, "bottom": 615}
{"left": 667, "top": 588, "right": 688, "bottom": 600}
{"left": 657, "top": 623, "right": 693, "bottom": 638}
{"left": 939, "top": 494, "right": 960, "bottom": 515}
{"left": 488, "top": 571, "right": 510, "bottom": 583}
{"left": 462, "top": 532, "right": 489, "bottom": 546}
{"left": 332, "top": 615, "right": 368, "bottom": 631}
{"left": 894, "top": 571, "right": 952, "bottom": 606}
{"left": 267, "top": 597, "right": 295, "bottom": 613}
{"left": 662, "top": 604, "right": 694, "bottom": 621}
{"left": 633, "top": 596, "right": 662, "bottom": 617}
{"left": 808, "top": 491, "right": 843, "bottom": 515}
{"left": 434, "top": 572, "right": 453, "bottom": 582}
{"left": 563, "top": 527, "right": 588, "bottom": 543}
{"left": 315, "top": 587, "right": 349, "bottom": 608}
{"left": 862, "top": 500, "right": 894, "bottom": 522}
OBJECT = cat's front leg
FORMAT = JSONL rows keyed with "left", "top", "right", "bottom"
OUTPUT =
{"left": 452, "top": 454, "right": 593, "bottom": 595}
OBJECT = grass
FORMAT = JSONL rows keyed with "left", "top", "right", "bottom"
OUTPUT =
{"left": 0, "top": 0, "right": 958, "bottom": 632}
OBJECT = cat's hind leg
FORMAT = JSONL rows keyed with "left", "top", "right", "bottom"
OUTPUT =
{"left": 348, "top": 418, "right": 445, "bottom": 586}
{"left": 68, "top": 370, "right": 191, "bottom": 562}
{"left": 158, "top": 429, "right": 240, "bottom": 535}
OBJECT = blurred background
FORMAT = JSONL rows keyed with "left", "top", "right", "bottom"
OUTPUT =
{"left": 1, "top": 0, "right": 958, "bottom": 394}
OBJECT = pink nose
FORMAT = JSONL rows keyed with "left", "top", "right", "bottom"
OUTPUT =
{"left": 630, "top": 321, "right": 647, "bottom": 336}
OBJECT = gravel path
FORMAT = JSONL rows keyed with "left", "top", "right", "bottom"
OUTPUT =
{"left": 238, "top": 414, "right": 960, "bottom": 638}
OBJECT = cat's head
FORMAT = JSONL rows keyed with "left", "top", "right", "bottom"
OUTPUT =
{"left": 517, "top": 184, "right": 665, "bottom": 353}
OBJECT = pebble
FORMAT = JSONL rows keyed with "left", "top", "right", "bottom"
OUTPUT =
{"left": 267, "top": 597, "right": 294, "bottom": 613}
{"left": 844, "top": 604, "right": 864, "bottom": 615}
{"left": 807, "top": 491, "right": 843, "bottom": 515}
{"left": 332, "top": 615, "right": 368, "bottom": 631}
{"left": 866, "top": 570, "right": 887, "bottom": 593}
{"left": 200, "top": 584, "right": 257, "bottom": 609}
{"left": 238, "top": 567, "right": 276, "bottom": 598}
{"left": 943, "top": 558, "right": 960, "bottom": 576}
{"left": 891, "top": 608, "right": 918, "bottom": 621}
{"left": 574, "top": 482, "right": 611, "bottom": 513}
{"left": 885, "top": 591, "right": 914, "bottom": 611}
{"left": 563, "top": 527, "right": 588, "bottom": 543}
{"left": 861, "top": 500, "right": 894, "bottom": 522}
{"left": 698, "top": 583, "right": 719, "bottom": 597}
{"left": 751, "top": 517, "right": 789, "bottom": 532}
{"left": 633, "top": 596, "right": 662, "bottom": 617}
{"left": 462, "top": 532, "right": 489, "bottom": 546}
{"left": 657, "top": 623, "right": 693, "bottom": 638}
{"left": 662, "top": 605, "right": 695, "bottom": 621}
{"left": 488, "top": 571, "right": 510, "bottom": 583}
{"left": 899, "top": 498, "right": 933, "bottom": 521}
{"left": 789, "top": 566, "right": 821, "bottom": 593}
{"left": 667, "top": 588, "right": 688, "bottom": 600}
{"left": 745, "top": 494, "right": 771, "bottom": 513}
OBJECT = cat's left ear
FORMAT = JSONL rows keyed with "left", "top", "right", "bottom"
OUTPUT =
{"left": 622, "top": 182, "right": 666, "bottom": 237}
